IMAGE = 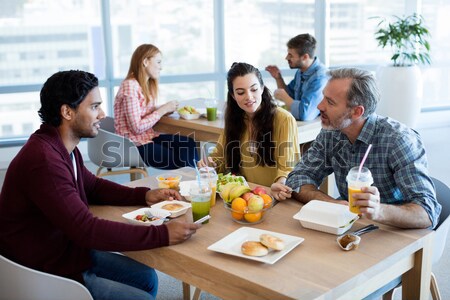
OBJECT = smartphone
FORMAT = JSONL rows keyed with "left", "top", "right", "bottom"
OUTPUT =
{"left": 194, "top": 215, "right": 211, "bottom": 224}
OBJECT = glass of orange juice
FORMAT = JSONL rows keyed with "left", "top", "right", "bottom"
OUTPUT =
{"left": 198, "top": 167, "right": 218, "bottom": 206}
{"left": 346, "top": 166, "right": 373, "bottom": 214}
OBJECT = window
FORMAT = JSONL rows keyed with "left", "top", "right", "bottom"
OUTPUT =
{"left": 0, "top": 1, "right": 103, "bottom": 141}
{"left": 109, "top": 0, "right": 215, "bottom": 78}
{"left": 329, "top": 0, "right": 406, "bottom": 66}
{"left": 0, "top": 92, "right": 41, "bottom": 139}
{"left": 1, "top": 125, "right": 13, "bottom": 137}
{"left": 224, "top": 0, "right": 315, "bottom": 69}
{"left": 0, "top": 0, "right": 448, "bottom": 144}
{"left": 0, "top": 1, "right": 103, "bottom": 86}
{"left": 421, "top": 0, "right": 450, "bottom": 108}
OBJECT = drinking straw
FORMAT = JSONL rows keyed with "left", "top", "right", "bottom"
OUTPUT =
{"left": 202, "top": 144, "right": 208, "bottom": 167}
{"left": 356, "top": 144, "right": 372, "bottom": 181}
{"left": 206, "top": 165, "right": 212, "bottom": 183}
{"left": 193, "top": 159, "right": 203, "bottom": 188}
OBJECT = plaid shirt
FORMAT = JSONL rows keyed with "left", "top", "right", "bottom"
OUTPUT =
{"left": 286, "top": 114, "right": 441, "bottom": 228}
{"left": 114, "top": 79, "right": 161, "bottom": 146}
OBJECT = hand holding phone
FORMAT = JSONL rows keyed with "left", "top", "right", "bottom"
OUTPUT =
{"left": 194, "top": 215, "right": 211, "bottom": 224}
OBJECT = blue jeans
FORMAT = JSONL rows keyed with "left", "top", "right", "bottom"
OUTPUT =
{"left": 82, "top": 251, "right": 158, "bottom": 300}
{"left": 138, "top": 134, "right": 199, "bottom": 170}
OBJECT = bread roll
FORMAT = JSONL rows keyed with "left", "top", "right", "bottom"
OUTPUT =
{"left": 161, "top": 203, "right": 184, "bottom": 211}
{"left": 241, "top": 241, "right": 268, "bottom": 256}
{"left": 260, "top": 234, "right": 285, "bottom": 251}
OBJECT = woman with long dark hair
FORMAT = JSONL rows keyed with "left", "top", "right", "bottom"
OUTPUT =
{"left": 200, "top": 62, "right": 300, "bottom": 186}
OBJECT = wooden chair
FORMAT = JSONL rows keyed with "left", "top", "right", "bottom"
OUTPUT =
{"left": 88, "top": 116, "right": 148, "bottom": 181}
{"left": 0, "top": 254, "right": 93, "bottom": 300}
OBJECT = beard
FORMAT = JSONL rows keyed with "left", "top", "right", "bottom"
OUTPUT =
{"left": 321, "top": 109, "right": 353, "bottom": 131}
{"left": 289, "top": 59, "right": 302, "bottom": 69}
{"left": 72, "top": 118, "right": 98, "bottom": 139}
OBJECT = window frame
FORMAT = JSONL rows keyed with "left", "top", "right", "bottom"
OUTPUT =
{"left": 0, "top": 0, "right": 447, "bottom": 147}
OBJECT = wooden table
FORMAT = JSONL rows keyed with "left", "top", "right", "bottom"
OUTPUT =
{"left": 154, "top": 112, "right": 322, "bottom": 145}
{"left": 90, "top": 168, "right": 433, "bottom": 299}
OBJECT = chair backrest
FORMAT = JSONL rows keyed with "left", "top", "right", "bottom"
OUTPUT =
{"left": 431, "top": 177, "right": 450, "bottom": 266}
{"left": 0, "top": 254, "right": 93, "bottom": 300}
{"left": 87, "top": 116, "right": 147, "bottom": 169}
{"left": 100, "top": 115, "right": 115, "bottom": 133}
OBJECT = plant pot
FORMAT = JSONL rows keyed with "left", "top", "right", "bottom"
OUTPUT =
{"left": 376, "top": 65, "right": 423, "bottom": 128}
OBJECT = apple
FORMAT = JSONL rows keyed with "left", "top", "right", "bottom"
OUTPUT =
{"left": 242, "top": 192, "right": 255, "bottom": 202}
{"left": 252, "top": 186, "right": 267, "bottom": 196}
{"left": 247, "top": 195, "right": 264, "bottom": 212}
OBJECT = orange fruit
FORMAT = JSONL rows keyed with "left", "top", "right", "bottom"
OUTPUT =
{"left": 231, "top": 211, "right": 244, "bottom": 220}
{"left": 261, "top": 193, "right": 272, "bottom": 209}
{"left": 244, "top": 212, "right": 262, "bottom": 223}
{"left": 231, "top": 197, "right": 247, "bottom": 221}
{"left": 231, "top": 197, "right": 247, "bottom": 212}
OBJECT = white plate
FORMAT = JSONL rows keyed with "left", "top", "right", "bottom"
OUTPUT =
{"left": 151, "top": 200, "right": 191, "bottom": 218}
{"left": 122, "top": 207, "right": 171, "bottom": 226}
{"left": 207, "top": 227, "right": 304, "bottom": 264}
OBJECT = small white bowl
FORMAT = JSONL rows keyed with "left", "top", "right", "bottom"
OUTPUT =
{"left": 151, "top": 200, "right": 191, "bottom": 218}
{"left": 337, "top": 234, "right": 361, "bottom": 251}
{"left": 122, "top": 207, "right": 171, "bottom": 226}
{"left": 155, "top": 174, "right": 182, "bottom": 190}
{"left": 179, "top": 113, "right": 201, "bottom": 120}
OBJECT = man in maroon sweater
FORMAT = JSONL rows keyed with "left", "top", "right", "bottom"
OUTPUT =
{"left": 0, "top": 70, "right": 200, "bottom": 300}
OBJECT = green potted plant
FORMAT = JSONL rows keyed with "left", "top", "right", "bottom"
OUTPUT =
{"left": 373, "top": 13, "right": 432, "bottom": 128}
{"left": 374, "top": 13, "right": 431, "bottom": 66}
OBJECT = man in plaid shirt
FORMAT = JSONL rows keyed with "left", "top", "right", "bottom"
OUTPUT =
{"left": 271, "top": 67, "right": 441, "bottom": 229}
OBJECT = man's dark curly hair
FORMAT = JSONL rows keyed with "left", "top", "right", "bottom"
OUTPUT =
{"left": 38, "top": 70, "right": 98, "bottom": 126}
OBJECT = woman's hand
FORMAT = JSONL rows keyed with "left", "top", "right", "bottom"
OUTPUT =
{"left": 270, "top": 182, "right": 293, "bottom": 201}
{"left": 157, "top": 100, "right": 179, "bottom": 115}
{"left": 197, "top": 157, "right": 216, "bottom": 169}
{"left": 145, "top": 189, "right": 182, "bottom": 206}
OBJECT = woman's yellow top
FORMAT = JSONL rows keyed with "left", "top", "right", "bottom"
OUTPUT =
{"left": 210, "top": 107, "right": 300, "bottom": 186}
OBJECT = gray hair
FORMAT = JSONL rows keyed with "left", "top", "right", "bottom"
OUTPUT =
{"left": 327, "top": 68, "right": 380, "bottom": 117}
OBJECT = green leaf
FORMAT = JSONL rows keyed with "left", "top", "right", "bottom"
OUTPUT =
{"left": 371, "top": 13, "right": 431, "bottom": 66}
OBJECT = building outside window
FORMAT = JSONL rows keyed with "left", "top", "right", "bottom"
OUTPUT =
{"left": 0, "top": 0, "right": 448, "bottom": 144}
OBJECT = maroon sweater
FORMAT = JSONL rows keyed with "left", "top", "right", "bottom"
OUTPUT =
{"left": 0, "top": 124, "right": 169, "bottom": 282}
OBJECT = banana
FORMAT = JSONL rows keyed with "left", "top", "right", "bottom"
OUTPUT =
{"left": 229, "top": 185, "right": 251, "bottom": 202}
{"left": 220, "top": 182, "right": 240, "bottom": 202}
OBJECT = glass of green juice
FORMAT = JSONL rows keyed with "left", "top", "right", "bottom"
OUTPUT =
{"left": 190, "top": 182, "right": 211, "bottom": 224}
{"left": 205, "top": 99, "right": 218, "bottom": 121}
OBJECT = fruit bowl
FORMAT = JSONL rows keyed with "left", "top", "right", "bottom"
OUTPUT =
{"left": 223, "top": 194, "right": 274, "bottom": 225}
{"left": 179, "top": 112, "right": 201, "bottom": 120}
{"left": 178, "top": 106, "right": 201, "bottom": 120}
{"left": 156, "top": 174, "right": 182, "bottom": 191}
